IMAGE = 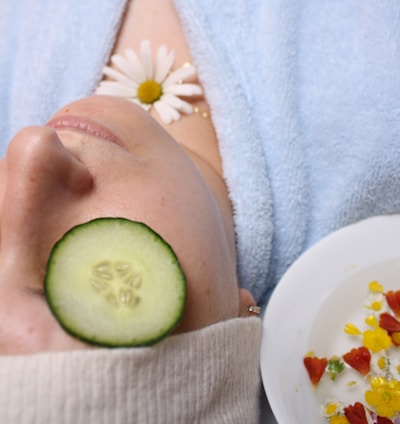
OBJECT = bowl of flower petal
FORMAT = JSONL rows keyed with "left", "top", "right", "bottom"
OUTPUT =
{"left": 261, "top": 215, "right": 400, "bottom": 423}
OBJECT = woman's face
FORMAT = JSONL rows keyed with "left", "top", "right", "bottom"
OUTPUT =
{"left": 0, "top": 96, "right": 248, "bottom": 354}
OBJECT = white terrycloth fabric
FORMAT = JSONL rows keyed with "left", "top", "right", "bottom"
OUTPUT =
{"left": 1, "top": 1, "right": 400, "bottom": 309}
{"left": 0, "top": 317, "right": 262, "bottom": 424}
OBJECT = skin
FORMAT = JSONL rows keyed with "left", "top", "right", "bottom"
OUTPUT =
{"left": 0, "top": 95, "right": 256, "bottom": 354}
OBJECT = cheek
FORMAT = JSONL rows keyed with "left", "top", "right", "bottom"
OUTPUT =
{"left": 150, "top": 188, "right": 239, "bottom": 331}
{"left": 0, "top": 290, "right": 90, "bottom": 354}
{"left": 81, "top": 155, "right": 238, "bottom": 331}
{"left": 0, "top": 160, "right": 7, "bottom": 207}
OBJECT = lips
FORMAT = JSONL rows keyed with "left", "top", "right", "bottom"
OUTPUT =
{"left": 46, "top": 115, "right": 126, "bottom": 149}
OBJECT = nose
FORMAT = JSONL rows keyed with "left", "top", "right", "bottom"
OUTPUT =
{"left": 0, "top": 126, "right": 93, "bottom": 267}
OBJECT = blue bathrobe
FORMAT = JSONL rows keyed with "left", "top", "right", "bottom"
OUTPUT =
{"left": 1, "top": 0, "right": 400, "bottom": 309}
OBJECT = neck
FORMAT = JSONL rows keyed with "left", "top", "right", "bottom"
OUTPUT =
{"left": 111, "top": 0, "right": 223, "bottom": 177}
{"left": 108, "top": 0, "right": 235, "bottom": 258}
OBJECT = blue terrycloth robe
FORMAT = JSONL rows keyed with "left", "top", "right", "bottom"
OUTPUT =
{"left": 1, "top": 1, "right": 400, "bottom": 309}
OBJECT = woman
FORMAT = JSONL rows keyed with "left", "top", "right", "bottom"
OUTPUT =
{"left": 0, "top": 1, "right": 264, "bottom": 423}
{"left": 0, "top": 94, "right": 262, "bottom": 422}
{"left": 1, "top": 0, "right": 400, "bottom": 422}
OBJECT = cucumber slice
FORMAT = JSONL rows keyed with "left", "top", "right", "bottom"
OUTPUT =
{"left": 44, "top": 218, "right": 187, "bottom": 347}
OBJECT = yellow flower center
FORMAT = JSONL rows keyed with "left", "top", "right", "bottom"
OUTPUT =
{"left": 137, "top": 80, "right": 162, "bottom": 104}
{"left": 326, "top": 403, "right": 339, "bottom": 415}
{"left": 377, "top": 356, "right": 387, "bottom": 370}
{"left": 371, "top": 301, "right": 383, "bottom": 311}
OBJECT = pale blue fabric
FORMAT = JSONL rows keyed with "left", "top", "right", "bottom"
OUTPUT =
{"left": 1, "top": 1, "right": 400, "bottom": 309}
{"left": 174, "top": 0, "right": 400, "bottom": 307}
{"left": 0, "top": 1, "right": 127, "bottom": 146}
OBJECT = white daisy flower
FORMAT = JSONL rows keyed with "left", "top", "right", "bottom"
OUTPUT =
{"left": 364, "top": 292, "right": 389, "bottom": 316}
{"left": 370, "top": 352, "right": 390, "bottom": 378}
{"left": 320, "top": 398, "right": 344, "bottom": 417}
{"left": 388, "top": 357, "right": 400, "bottom": 380}
{"left": 95, "top": 40, "right": 203, "bottom": 124}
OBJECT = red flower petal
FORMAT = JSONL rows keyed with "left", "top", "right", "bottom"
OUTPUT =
{"left": 376, "top": 416, "right": 393, "bottom": 424}
{"left": 303, "top": 356, "right": 327, "bottom": 388}
{"left": 386, "top": 290, "right": 400, "bottom": 319}
{"left": 343, "top": 347, "right": 371, "bottom": 376}
{"left": 343, "top": 402, "right": 369, "bottom": 424}
{"left": 379, "top": 312, "right": 400, "bottom": 332}
{"left": 379, "top": 313, "right": 400, "bottom": 346}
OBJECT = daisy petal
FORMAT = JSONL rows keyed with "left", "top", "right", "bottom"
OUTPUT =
{"left": 155, "top": 47, "right": 175, "bottom": 82}
{"left": 163, "top": 65, "right": 197, "bottom": 86}
{"left": 95, "top": 40, "right": 203, "bottom": 124}
{"left": 111, "top": 53, "right": 138, "bottom": 81}
{"left": 153, "top": 101, "right": 180, "bottom": 124}
{"left": 140, "top": 40, "right": 153, "bottom": 79}
{"left": 102, "top": 66, "right": 139, "bottom": 88}
{"left": 124, "top": 48, "right": 147, "bottom": 81}
{"left": 164, "top": 83, "right": 202, "bottom": 97}
{"left": 161, "top": 93, "right": 193, "bottom": 114}
{"left": 95, "top": 81, "right": 138, "bottom": 98}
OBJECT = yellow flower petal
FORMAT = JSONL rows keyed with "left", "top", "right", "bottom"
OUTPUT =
{"left": 344, "top": 323, "right": 361, "bottom": 335}
{"left": 363, "top": 327, "right": 392, "bottom": 352}
{"left": 365, "top": 378, "right": 400, "bottom": 419}
{"left": 369, "top": 281, "right": 384, "bottom": 293}
{"left": 365, "top": 314, "right": 379, "bottom": 328}
{"left": 330, "top": 416, "right": 349, "bottom": 424}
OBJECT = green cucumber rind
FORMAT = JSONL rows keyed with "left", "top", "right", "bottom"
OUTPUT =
{"left": 44, "top": 217, "right": 187, "bottom": 347}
